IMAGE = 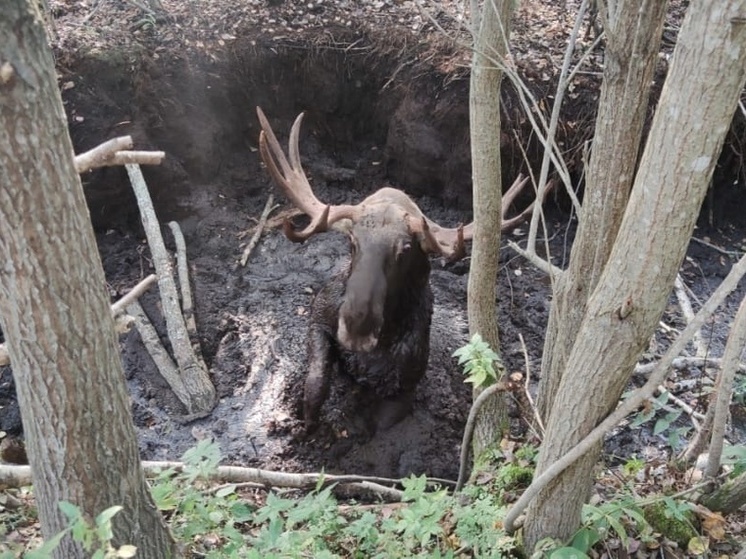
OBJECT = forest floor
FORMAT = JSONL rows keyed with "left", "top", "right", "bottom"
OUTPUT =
{"left": 1, "top": 0, "right": 746, "bottom": 554}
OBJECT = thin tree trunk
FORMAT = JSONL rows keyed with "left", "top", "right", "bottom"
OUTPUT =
{"left": 0, "top": 2, "right": 178, "bottom": 557}
{"left": 537, "top": 0, "right": 668, "bottom": 421}
{"left": 467, "top": 0, "right": 514, "bottom": 457}
{"left": 524, "top": 0, "right": 746, "bottom": 550}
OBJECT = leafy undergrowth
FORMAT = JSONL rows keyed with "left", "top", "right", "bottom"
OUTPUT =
{"left": 3, "top": 438, "right": 746, "bottom": 558}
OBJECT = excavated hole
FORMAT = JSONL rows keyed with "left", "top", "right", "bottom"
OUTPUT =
{"left": 49, "top": 41, "right": 554, "bottom": 480}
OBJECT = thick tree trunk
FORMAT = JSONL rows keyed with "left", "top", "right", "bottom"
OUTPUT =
{"left": 700, "top": 471, "right": 746, "bottom": 515}
{"left": 467, "top": 0, "right": 514, "bottom": 457}
{"left": 0, "top": 3, "right": 178, "bottom": 557}
{"left": 524, "top": 0, "right": 746, "bottom": 550}
{"left": 537, "top": 0, "right": 668, "bottom": 421}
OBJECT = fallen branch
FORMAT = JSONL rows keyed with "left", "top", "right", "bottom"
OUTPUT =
{"left": 75, "top": 136, "right": 132, "bottom": 173}
{"left": 633, "top": 355, "right": 741, "bottom": 376}
{"left": 504, "top": 250, "right": 746, "bottom": 533}
{"left": 0, "top": 461, "right": 459, "bottom": 501}
{"left": 240, "top": 194, "right": 275, "bottom": 266}
{"left": 519, "top": 333, "right": 545, "bottom": 438}
{"left": 74, "top": 136, "right": 166, "bottom": 174}
{"left": 125, "top": 163, "right": 215, "bottom": 415}
{"left": 167, "top": 221, "right": 206, "bottom": 370}
{"left": 111, "top": 273, "right": 158, "bottom": 316}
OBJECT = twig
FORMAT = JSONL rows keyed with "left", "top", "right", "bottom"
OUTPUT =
{"left": 634, "top": 355, "right": 745, "bottom": 375}
{"left": 75, "top": 138, "right": 165, "bottom": 173}
{"left": 504, "top": 250, "right": 746, "bottom": 533}
{"left": 455, "top": 380, "right": 515, "bottom": 492}
{"left": 125, "top": 164, "right": 215, "bottom": 414}
{"left": 519, "top": 333, "right": 545, "bottom": 438}
{"left": 240, "top": 194, "right": 275, "bottom": 266}
{"left": 675, "top": 274, "right": 706, "bottom": 356}
{"left": 0, "top": 344, "right": 7, "bottom": 367}
{"left": 111, "top": 274, "right": 158, "bottom": 316}
{"left": 691, "top": 236, "right": 744, "bottom": 257}
{"left": 706, "top": 288, "right": 746, "bottom": 478}
{"left": 526, "top": 0, "right": 590, "bottom": 252}
{"left": 168, "top": 221, "right": 206, "bottom": 370}
{"left": 74, "top": 136, "right": 133, "bottom": 173}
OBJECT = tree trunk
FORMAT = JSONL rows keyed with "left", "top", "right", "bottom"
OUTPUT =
{"left": 0, "top": 3, "right": 178, "bottom": 557}
{"left": 537, "top": 0, "right": 668, "bottom": 421}
{"left": 467, "top": 0, "right": 514, "bottom": 457}
{"left": 524, "top": 0, "right": 746, "bottom": 550}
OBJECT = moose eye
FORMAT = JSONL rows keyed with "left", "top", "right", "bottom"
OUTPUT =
{"left": 397, "top": 241, "right": 412, "bottom": 259}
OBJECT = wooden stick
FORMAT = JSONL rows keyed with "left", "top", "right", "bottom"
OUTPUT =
{"left": 74, "top": 136, "right": 133, "bottom": 173}
{"left": 125, "top": 163, "right": 215, "bottom": 414}
{"left": 240, "top": 194, "right": 275, "bottom": 266}
{"left": 0, "top": 344, "right": 7, "bottom": 367}
{"left": 167, "top": 222, "right": 205, "bottom": 369}
{"left": 74, "top": 136, "right": 165, "bottom": 173}
{"left": 0, "top": 461, "right": 459, "bottom": 501}
{"left": 111, "top": 273, "right": 158, "bottom": 316}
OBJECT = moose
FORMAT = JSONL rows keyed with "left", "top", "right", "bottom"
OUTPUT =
{"left": 256, "top": 107, "right": 539, "bottom": 432}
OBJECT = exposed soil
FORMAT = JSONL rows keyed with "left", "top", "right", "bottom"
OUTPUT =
{"left": 2, "top": 0, "right": 746, "bottom": 493}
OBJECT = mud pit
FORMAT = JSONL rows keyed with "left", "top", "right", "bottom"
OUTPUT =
{"left": 37, "top": 34, "right": 551, "bottom": 481}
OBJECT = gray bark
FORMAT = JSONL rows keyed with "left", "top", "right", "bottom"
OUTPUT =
{"left": 0, "top": 2, "right": 178, "bottom": 557}
{"left": 701, "top": 470, "right": 746, "bottom": 515}
{"left": 467, "top": 0, "right": 514, "bottom": 457}
{"left": 537, "top": 0, "right": 668, "bottom": 421}
{"left": 524, "top": 0, "right": 746, "bottom": 550}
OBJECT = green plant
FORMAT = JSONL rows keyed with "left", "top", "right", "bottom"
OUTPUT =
{"left": 453, "top": 333, "right": 502, "bottom": 388}
{"left": 12, "top": 502, "right": 136, "bottom": 559}
{"left": 628, "top": 391, "right": 691, "bottom": 451}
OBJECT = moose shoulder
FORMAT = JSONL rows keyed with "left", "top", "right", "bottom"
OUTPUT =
{"left": 256, "top": 107, "right": 537, "bottom": 432}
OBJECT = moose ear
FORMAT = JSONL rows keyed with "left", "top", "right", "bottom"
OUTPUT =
{"left": 405, "top": 213, "right": 440, "bottom": 253}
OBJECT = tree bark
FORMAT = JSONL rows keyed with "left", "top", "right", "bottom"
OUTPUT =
{"left": 700, "top": 470, "right": 746, "bottom": 515}
{"left": 537, "top": 0, "right": 668, "bottom": 421}
{"left": 524, "top": 0, "right": 746, "bottom": 550}
{"left": 467, "top": 0, "right": 514, "bottom": 457}
{"left": 0, "top": 3, "right": 178, "bottom": 557}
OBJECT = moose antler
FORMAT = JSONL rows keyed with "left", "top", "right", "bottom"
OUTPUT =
{"left": 256, "top": 107, "right": 358, "bottom": 242}
{"left": 407, "top": 174, "right": 546, "bottom": 262}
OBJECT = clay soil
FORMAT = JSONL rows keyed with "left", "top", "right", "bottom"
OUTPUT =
{"left": 2, "top": 0, "right": 746, "bottom": 488}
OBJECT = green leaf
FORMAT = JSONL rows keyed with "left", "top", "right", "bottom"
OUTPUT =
{"left": 216, "top": 484, "right": 237, "bottom": 498}
{"left": 570, "top": 527, "right": 600, "bottom": 553}
{"left": 58, "top": 501, "right": 81, "bottom": 522}
{"left": 549, "top": 547, "right": 591, "bottom": 559}
{"left": 96, "top": 505, "right": 123, "bottom": 527}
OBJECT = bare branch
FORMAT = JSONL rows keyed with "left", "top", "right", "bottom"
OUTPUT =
{"left": 240, "top": 194, "right": 275, "bottom": 266}
{"left": 111, "top": 274, "right": 158, "bottom": 316}
{"left": 0, "top": 344, "right": 7, "bottom": 367}
{"left": 0, "top": 461, "right": 458, "bottom": 500}
{"left": 74, "top": 136, "right": 133, "bottom": 173}
{"left": 74, "top": 136, "right": 165, "bottom": 173}
{"left": 168, "top": 221, "right": 206, "bottom": 370}
{"left": 706, "top": 289, "right": 746, "bottom": 478}
{"left": 125, "top": 163, "right": 215, "bottom": 414}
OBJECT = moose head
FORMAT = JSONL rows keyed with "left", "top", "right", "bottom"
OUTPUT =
{"left": 256, "top": 107, "right": 537, "bottom": 354}
{"left": 257, "top": 108, "right": 473, "bottom": 352}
